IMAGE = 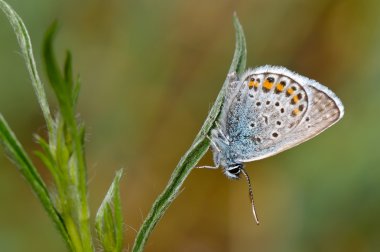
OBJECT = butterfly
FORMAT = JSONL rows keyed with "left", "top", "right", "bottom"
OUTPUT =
{"left": 199, "top": 65, "right": 344, "bottom": 224}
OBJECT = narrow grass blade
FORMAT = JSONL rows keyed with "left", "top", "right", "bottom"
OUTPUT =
{"left": 0, "top": 0, "right": 53, "bottom": 132}
{"left": 0, "top": 115, "right": 72, "bottom": 249}
{"left": 131, "top": 13, "right": 247, "bottom": 252}
{"left": 96, "top": 169, "right": 124, "bottom": 252}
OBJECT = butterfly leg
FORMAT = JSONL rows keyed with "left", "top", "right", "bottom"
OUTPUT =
{"left": 211, "top": 127, "right": 230, "bottom": 147}
{"left": 207, "top": 135, "right": 221, "bottom": 152}
{"left": 215, "top": 122, "right": 231, "bottom": 142}
{"left": 196, "top": 135, "right": 221, "bottom": 169}
{"left": 196, "top": 165, "right": 219, "bottom": 169}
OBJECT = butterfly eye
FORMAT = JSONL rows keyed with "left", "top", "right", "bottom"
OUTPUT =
{"left": 228, "top": 167, "right": 240, "bottom": 175}
{"left": 227, "top": 164, "right": 242, "bottom": 176}
{"left": 229, "top": 168, "right": 240, "bottom": 175}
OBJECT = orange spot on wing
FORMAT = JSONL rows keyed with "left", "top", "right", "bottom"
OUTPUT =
{"left": 287, "top": 88, "right": 294, "bottom": 96}
{"left": 292, "top": 108, "right": 300, "bottom": 116}
{"left": 276, "top": 83, "right": 285, "bottom": 92}
{"left": 292, "top": 95, "right": 299, "bottom": 104}
{"left": 248, "top": 81, "right": 259, "bottom": 88}
{"left": 263, "top": 80, "right": 273, "bottom": 90}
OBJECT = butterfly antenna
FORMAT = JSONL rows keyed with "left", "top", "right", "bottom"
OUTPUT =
{"left": 240, "top": 168, "right": 260, "bottom": 225}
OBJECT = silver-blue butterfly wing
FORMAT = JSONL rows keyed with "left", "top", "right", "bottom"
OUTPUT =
{"left": 216, "top": 65, "right": 344, "bottom": 163}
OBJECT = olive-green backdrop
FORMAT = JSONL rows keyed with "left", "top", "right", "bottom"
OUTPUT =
{"left": 1, "top": 0, "right": 379, "bottom": 251}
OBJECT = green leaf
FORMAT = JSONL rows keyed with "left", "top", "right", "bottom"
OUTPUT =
{"left": 0, "top": 0, "right": 53, "bottom": 133}
{"left": 131, "top": 13, "right": 247, "bottom": 252}
{"left": 64, "top": 51, "right": 74, "bottom": 89}
{"left": 63, "top": 51, "right": 81, "bottom": 107}
{"left": 96, "top": 169, "right": 124, "bottom": 252}
{"left": 0, "top": 115, "right": 72, "bottom": 250}
{"left": 42, "top": 22, "right": 80, "bottom": 132}
{"left": 43, "top": 22, "right": 72, "bottom": 121}
{"left": 34, "top": 135, "right": 58, "bottom": 176}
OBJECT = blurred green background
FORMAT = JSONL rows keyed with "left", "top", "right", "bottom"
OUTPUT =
{"left": 1, "top": 0, "right": 379, "bottom": 251}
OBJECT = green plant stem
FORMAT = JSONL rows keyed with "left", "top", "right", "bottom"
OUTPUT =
{"left": 64, "top": 213, "right": 84, "bottom": 251}
{"left": 62, "top": 58, "right": 92, "bottom": 252}
{"left": 74, "top": 128, "right": 93, "bottom": 252}
{"left": 131, "top": 13, "right": 247, "bottom": 252}
{"left": 63, "top": 109, "right": 92, "bottom": 251}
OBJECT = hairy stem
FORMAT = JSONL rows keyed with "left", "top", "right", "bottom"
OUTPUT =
{"left": 131, "top": 13, "right": 247, "bottom": 252}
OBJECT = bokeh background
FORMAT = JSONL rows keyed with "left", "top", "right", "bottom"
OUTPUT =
{"left": 1, "top": 0, "right": 379, "bottom": 251}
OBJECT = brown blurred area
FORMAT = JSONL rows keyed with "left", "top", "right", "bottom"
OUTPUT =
{"left": 1, "top": 0, "right": 379, "bottom": 251}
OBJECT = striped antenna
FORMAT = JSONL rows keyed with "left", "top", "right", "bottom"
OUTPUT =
{"left": 240, "top": 168, "right": 260, "bottom": 225}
